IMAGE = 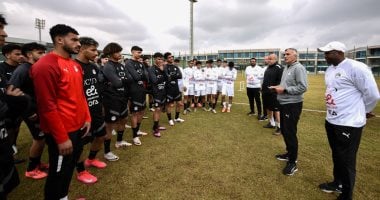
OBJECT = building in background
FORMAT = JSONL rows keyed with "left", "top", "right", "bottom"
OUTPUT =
{"left": 1, "top": 37, "right": 379, "bottom": 75}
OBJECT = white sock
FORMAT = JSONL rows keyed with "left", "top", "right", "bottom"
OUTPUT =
{"left": 270, "top": 117, "right": 275, "bottom": 126}
{"left": 276, "top": 122, "right": 280, "bottom": 128}
{"left": 223, "top": 102, "right": 227, "bottom": 108}
{"left": 228, "top": 104, "right": 232, "bottom": 108}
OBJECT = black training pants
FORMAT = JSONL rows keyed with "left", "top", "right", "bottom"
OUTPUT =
{"left": 246, "top": 87, "right": 262, "bottom": 115}
{"left": 280, "top": 102, "right": 303, "bottom": 163}
{"left": 325, "top": 121, "right": 363, "bottom": 200}
{"left": 44, "top": 130, "right": 84, "bottom": 200}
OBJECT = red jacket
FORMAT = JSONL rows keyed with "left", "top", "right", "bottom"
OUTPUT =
{"left": 31, "top": 52, "right": 91, "bottom": 144}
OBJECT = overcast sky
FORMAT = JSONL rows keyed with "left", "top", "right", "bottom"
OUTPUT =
{"left": 1, "top": 0, "right": 380, "bottom": 54}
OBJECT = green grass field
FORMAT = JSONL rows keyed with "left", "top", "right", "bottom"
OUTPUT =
{"left": 9, "top": 75, "right": 380, "bottom": 200}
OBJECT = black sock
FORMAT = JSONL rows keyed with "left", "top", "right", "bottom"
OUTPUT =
{"left": 137, "top": 123, "right": 141, "bottom": 130}
{"left": 175, "top": 112, "right": 180, "bottom": 119}
{"left": 209, "top": 102, "right": 212, "bottom": 107}
{"left": 88, "top": 150, "right": 98, "bottom": 160}
{"left": 187, "top": 102, "right": 191, "bottom": 108}
{"left": 167, "top": 113, "right": 172, "bottom": 120}
{"left": 153, "top": 121, "right": 159, "bottom": 130}
{"left": 104, "top": 139, "right": 111, "bottom": 154}
{"left": 132, "top": 127, "right": 139, "bottom": 138}
{"left": 149, "top": 102, "right": 153, "bottom": 108}
{"left": 27, "top": 156, "right": 41, "bottom": 171}
{"left": 76, "top": 161, "right": 85, "bottom": 173}
{"left": 184, "top": 102, "right": 188, "bottom": 110}
{"left": 212, "top": 103, "right": 216, "bottom": 109}
{"left": 117, "top": 130, "right": 124, "bottom": 142}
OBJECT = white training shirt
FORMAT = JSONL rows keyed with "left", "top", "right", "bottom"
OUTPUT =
{"left": 183, "top": 66, "right": 194, "bottom": 88}
{"left": 205, "top": 67, "right": 219, "bottom": 85}
{"left": 245, "top": 65, "right": 264, "bottom": 88}
{"left": 325, "top": 58, "right": 380, "bottom": 127}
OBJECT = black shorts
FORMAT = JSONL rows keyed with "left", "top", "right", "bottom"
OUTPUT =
{"left": 262, "top": 93, "right": 280, "bottom": 111}
{"left": 129, "top": 91, "right": 146, "bottom": 113}
{"left": 24, "top": 117, "right": 45, "bottom": 140}
{"left": 166, "top": 90, "right": 182, "bottom": 103}
{"left": 103, "top": 96, "right": 128, "bottom": 123}
{"left": 153, "top": 96, "right": 166, "bottom": 108}
{"left": 81, "top": 122, "right": 106, "bottom": 145}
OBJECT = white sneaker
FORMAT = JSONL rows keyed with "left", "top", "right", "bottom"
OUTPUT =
{"left": 202, "top": 107, "right": 208, "bottom": 111}
{"left": 115, "top": 140, "right": 132, "bottom": 148}
{"left": 133, "top": 137, "right": 142, "bottom": 146}
{"left": 212, "top": 109, "right": 217, "bottom": 114}
{"left": 207, "top": 108, "right": 212, "bottom": 112}
{"left": 169, "top": 120, "right": 175, "bottom": 126}
{"left": 183, "top": 110, "right": 188, "bottom": 115}
{"left": 174, "top": 118, "right": 185, "bottom": 123}
{"left": 149, "top": 108, "right": 155, "bottom": 112}
{"left": 137, "top": 130, "right": 148, "bottom": 136}
{"left": 125, "top": 124, "right": 132, "bottom": 129}
{"left": 104, "top": 152, "right": 119, "bottom": 161}
{"left": 112, "top": 129, "right": 117, "bottom": 135}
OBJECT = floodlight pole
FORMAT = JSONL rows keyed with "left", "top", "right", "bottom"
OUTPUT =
{"left": 35, "top": 18, "right": 46, "bottom": 43}
{"left": 189, "top": 0, "right": 197, "bottom": 60}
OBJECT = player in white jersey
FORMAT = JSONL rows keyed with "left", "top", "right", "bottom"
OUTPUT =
{"left": 218, "top": 61, "right": 228, "bottom": 106}
{"left": 193, "top": 61, "right": 206, "bottom": 112}
{"left": 221, "top": 62, "right": 237, "bottom": 113}
{"left": 182, "top": 60, "right": 195, "bottom": 114}
{"left": 204, "top": 59, "right": 218, "bottom": 113}
{"left": 317, "top": 41, "right": 380, "bottom": 200}
{"left": 215, "top": 59, "right": 223, "bottom": 105}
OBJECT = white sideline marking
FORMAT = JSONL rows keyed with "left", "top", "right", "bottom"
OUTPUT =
{"left": 234, "top": 102, "right": 380, "bottom": 118}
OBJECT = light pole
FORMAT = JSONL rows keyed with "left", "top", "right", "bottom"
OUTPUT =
{"left": 35, "top": 18, "right": 45, "bottom": 43}
{"left": 189, "top": 0, "right": 197, "bottom": 60}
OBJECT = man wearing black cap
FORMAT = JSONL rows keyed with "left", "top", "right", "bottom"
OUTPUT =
{"left": 317, "top": 41, "right": 380, "bottom": 200}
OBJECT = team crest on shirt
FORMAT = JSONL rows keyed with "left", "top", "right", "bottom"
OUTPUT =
{"left": 111, "top": 116, "right": 116, "bottom": 121}
{"left": 74, "top": 65, "right": 79, "bottom": 72}
{"left": 121, "top": 67, "right": 124, "bottom": 70}
{"left": 335, "top": 73, "right": 341, "bottom": 78}
{"left": 92, "top": 69, "right": 96, "bottom": 74}
{"left": 134, "top": 106, "right": 138, "bottom": 111}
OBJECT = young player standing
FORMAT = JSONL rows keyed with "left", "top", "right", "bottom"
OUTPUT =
{"left": 221, "top": 62, "right": 237, "bottom": 113}
{"left": 164, "top": 52, "right": 184, "bottom": 126}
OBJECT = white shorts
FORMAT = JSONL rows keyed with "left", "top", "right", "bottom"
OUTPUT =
{"left": 194, "top": 90, "right": 206, "bottom": 97}
{"left": 194, "top": 82, "right": 206, "bottom": 97}
{"left": 206, "top": 82, "right": 217, "bottom": 95}
{"left": 184, "top": 85, "right": 194, "bottom": 96}
{"left": 217, "top": 82, "right": 223, "bottom": 92}
{"left": 222, "top": 82, "right": 234, "bottom": 97}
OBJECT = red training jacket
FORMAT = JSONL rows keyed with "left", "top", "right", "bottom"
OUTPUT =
{"left": 31, "top": 52, "right": 91, "bottom": 144}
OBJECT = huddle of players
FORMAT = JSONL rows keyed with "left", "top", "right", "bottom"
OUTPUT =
{"left": 182, "top": 59, "right": 237, "bottom": 114}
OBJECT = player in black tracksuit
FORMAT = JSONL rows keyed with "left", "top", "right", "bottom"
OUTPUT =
{"left": 148, "top": 52, "right": 167, "bottom": 137}
{"left": 261, "top": 54, "right": 283, "bottom": 134}
{"left": 163, "top": 52, "right": 184, "bottom": 126}
{"left": 74, "top": 37, "right": 109, "bottom": 184}
{"left": 102, "top": 43, "right": 133, "bottom": 161}
{"left": 0, "top": 44, "right": 25, "bottom": 157}
{"left": 0, "top": 14, "right": 20, "bottom": 199}
{"left": 125, "top": 46, "right": 149, "bottom": 146}
{"left": 8, "top": 42, "right": 48, "bottom": 179}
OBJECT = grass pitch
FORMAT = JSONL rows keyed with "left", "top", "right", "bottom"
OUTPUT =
{"left": 9, "top": 75, "right": 380, "bottom": 200}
